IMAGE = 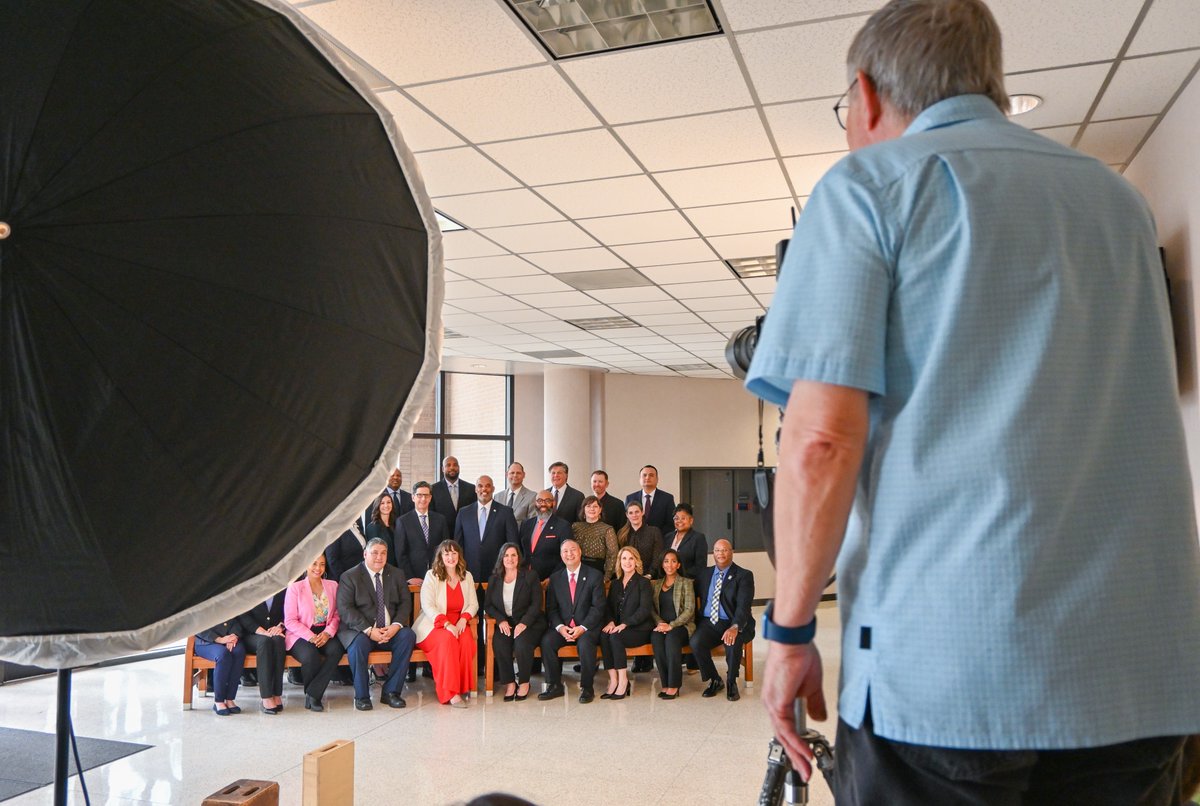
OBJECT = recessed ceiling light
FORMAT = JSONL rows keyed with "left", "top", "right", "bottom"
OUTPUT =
{"left": 435, "top": 210, "right": 465, "bottom": 232}
{"left": 725, "top": 255, "right": 778, "bottom": 279}
{"left": 566, "top": 315, "right": 640, "bottom": 331}
{"left": 505, "top": 0, "right": 723, "bottom": 60}
{"left": 1007, "top": 94, "right": 1043, "bottom": 116}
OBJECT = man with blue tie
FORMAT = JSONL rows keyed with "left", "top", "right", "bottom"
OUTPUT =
{"left": 690, "top": 539, "right": 754, "bottom": 702}
{"left": 454, "top": 475, "right": 518, "bottom": 581}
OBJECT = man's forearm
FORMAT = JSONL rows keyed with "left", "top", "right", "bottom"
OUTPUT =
{"left": 772, "top": 380, "right": 869, "bottom": 626}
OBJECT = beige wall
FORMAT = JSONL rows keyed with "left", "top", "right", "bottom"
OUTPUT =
{"left": 512, "top": 372, "right": 544, "bottom": 480}
{"left": 1125, "top": 71, "right": 1200, "bottom": 519}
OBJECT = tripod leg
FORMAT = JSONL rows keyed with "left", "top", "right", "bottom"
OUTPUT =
{"left": 54, "top": 668, "right": 72, "bottom": 806}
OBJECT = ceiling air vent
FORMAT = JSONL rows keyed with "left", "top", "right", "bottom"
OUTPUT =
{"left": 566, "top": 315, "right": 640, "bottom": 331}
{"left": 665, "top": 363, "right": 713, "bottom": 372}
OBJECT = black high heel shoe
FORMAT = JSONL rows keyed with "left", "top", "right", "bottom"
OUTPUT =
{"left": 610, "top": 681, "right": 629, "bottom": 701}
{"left": 515, "top": 684, "right": 530, "bottom": 702}
{"left": 503, "top": 686, "right": 517, "bottom": 702}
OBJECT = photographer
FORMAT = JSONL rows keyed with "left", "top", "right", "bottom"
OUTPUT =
{"left": 745, "top": 1, "right": 1200, "bottom": 803}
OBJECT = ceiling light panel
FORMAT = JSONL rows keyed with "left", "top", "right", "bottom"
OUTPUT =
{"left": 1128, "top": 0, "right": 1200, "bottom": 55}
{"left": 1076, "top": 116, "right": 1157, "bottom": 164}
{"left": 719, "top": 0, "right": 877, "bottom": 31}
{"left": 442, "top": 230, "right": 509, "bottom": 260}
{"left": 507, "top": 0, "right": 723, "bottom": 59}
{"left": 614, "top": 109, "right": 776, "bottom": 172}
{"left": 725, "top": 255, "right": 778, "bottom": 279}
{"left": 1004, "top": 64, "right": 1111, "bottom": 130}
{"left": 1092, "top": 52, "right": 1200, "bottom": 121}
{"left": 480, "top": 221, "right": 600, "bottom": 252}
{"left": 736, "top": 17, "right": 864, "bottom": 103}
{"left": 434, "top": 188, "right": 565, "bottom": 229}
{"left": 523, "top": 247, "right": 630, "bottom": 273}
{"left": 990, "top": 0, "right": 1145, "bottom": 73}
{"left": 415, "top": 148, "right": 520, "bottom": 196}
{"left": 445, "top": 255, "right": 544, "bottom": 279}
{"left": 565, "top": 315, "right": 641, "bottom": 331}
{"left": 481, "top": 129, "right": 641, "bottom": 186}
{"left": 765, "top": 98, "right": 857, "bottom": 157}
{"left": 783, "top": 152, "right": 846, "bottom": 196}
{"left": 654, "top": 160, "right": 792, "bottom": 207}
{"left": 408, "top": 66, "right": 601, "bottom": 142}
{"left": 579, "top": 210, "right": 697, "bottom": 245}
{"left": 556, "top": 268, "right": 655, "bottom": 291}
{"left": 536, "top": 175, "right": 674, "bottom": 219}
{"left": 376, "top": 92, "right": 464, "bottom": 152}
{"left": 636, "top": 260, "right": 733, "bottom": 284}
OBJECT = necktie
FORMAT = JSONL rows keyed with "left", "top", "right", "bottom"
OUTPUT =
{"left": 508, "top": 491, "right": 515, "bottom": 508}
{"left": 420, "top": 514, "right": 429, "bottom": 545}
{"left": 478, "top": 504, "right": 488, "bottom": 539}
{"left": 644, "top": 493, "right": 651, "bottom": 515}
{"left": 568, "top": 571, "right": 577, "bottom": 628}
{"left": 709, "top": 569, "right": 724, "bottom": 625}
{"left": 374, "top": 572, "right": 386, "bottom": 629}
{"left": 449, "top": 482, "right": 459, "bottom": 509}
{"left": 531, "top": 518, "right": 546, "bottom": 554}
{"left": 553, "top": 488, "right": 559, "bottom": 507}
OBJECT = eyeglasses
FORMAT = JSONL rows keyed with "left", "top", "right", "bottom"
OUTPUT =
{"left": 833, "top": 78, "right": 858, "bottom": 130}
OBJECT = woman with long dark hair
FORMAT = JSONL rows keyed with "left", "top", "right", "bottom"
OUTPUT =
{"left": 650, "top": 549, "right": 695, "bottom": 699}
{"left": 485, "top": 542, "right": 545, "bottom": 701}
{"left": 284, "top": 554, "right": 345, "bottom": 712}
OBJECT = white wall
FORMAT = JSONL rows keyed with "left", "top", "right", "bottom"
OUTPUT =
{"left": 512, "top": 372, "right": 543, "bottom": 478}
{"left": 1125, "top": 71, "right": 1200, "bottom": 518}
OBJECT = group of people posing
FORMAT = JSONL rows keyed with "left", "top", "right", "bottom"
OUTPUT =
{"left": 194, "top": 458, "right": 754, "bottom": 713}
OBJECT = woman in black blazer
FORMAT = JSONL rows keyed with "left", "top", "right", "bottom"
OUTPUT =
{"left": 237, "top": 591, "right": 288, "bottom": 714}
{"left": 485, "top": 542, "right": 546, "bottom": 701}
{"left": 599, "top": 546, "right": 654, "bottom": 700}
{"left": 365, "top": 493, "right": 404, "bottom": 570}
{"left": 194, "top": 618, "right": 247, "bottom": 716}
{"left": 664, "top": 503, "right": 708, "bottom": 582}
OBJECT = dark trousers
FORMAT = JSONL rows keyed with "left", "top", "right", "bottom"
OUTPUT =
{"left": 650, "top": 626, "right": 689, "bottom": 688}
{"left": 599, "top": 627, "right": 652, "bottom": 670}
{"left": 241, "top": 633, "right": 286, "bottom": 699}
{"left": 688, "top": 619, "right": 744, "bottom": 683}
{"left": 493, "top": 620, "right": 545, "bottom": 684}
{"left": 289, "top": 636, "right": 345, "bottom": 702}
{"left": 194, "top": 638, "right": 246, "bottom": 701}
{"left": 345, "top": 628, "right": 415, "bottom": 699}
{"left": 540, "top": 627, "right": 600, "bottom": 689}
{"left": 835, "top": 704, "right": 1186, "bottom": 806}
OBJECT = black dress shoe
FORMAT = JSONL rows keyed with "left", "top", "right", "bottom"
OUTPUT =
{"left": 287, "top": 669, "right": 303, "bottom": 685}
{"left": 354, "top": 697, "right": 373, "bottom": 711}
{"left": 600, "top": 692, "right": 613, "bottom": 700}
{"left": 383, "top": 692, "right": 407, "bottom": 708}
{"left": 537, "top": 683, "right": 565, "bottom": 701}
{"left": 702, "top": 679, "right": 724, "bottom": 698}
{"left": 305, "top": 696, "right": 323, "bottom": 712}
{"left": 727, "top": 681, "right": 740, "bottom": 701}
{"left": 406, "top": 668, "right": 417, "bottom": 683}
{"left": 579, "top": 688, "right": 594, "bottom": 704}
{"left": 659, "top": 691, "right": 679, "bottom": 700}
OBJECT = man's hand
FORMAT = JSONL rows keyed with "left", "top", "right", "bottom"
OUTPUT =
{"left": 722, "top": 625, "right": 739, "bottom": 645}
{"left": 513, "top": 623, "right": 526, "bottom": 638}
{"left": 408, "top": 577, "right": 422, "bottom": 586}
{"left": 558, "top": 625, "right": 573, "bottom": 641}
{"left": 498, "top": 621, "right": 513, "bottom": 637}
{"left": 762, "top": 643, "right": 827, "bottom": 780}
{"left": 382, "top": 624, "right": 400, "bottom": 641}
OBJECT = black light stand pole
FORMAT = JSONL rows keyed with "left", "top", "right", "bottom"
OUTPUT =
{"left": 54, "top": 668, "right": 72, "bottom": 806}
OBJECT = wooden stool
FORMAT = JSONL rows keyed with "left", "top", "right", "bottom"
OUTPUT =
{"left": 201, "top": 779, "right": 279, "bottom": 806}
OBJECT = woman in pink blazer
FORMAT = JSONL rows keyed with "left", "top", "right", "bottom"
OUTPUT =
{"left": 284, "top": 555, "right": 345, "bottom": 712}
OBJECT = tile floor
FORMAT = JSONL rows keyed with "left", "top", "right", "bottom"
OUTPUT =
{"left": 0, "top": 603, "right": 840, "bottom": 805}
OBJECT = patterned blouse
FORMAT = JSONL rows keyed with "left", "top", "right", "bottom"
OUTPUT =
{"left": 572, "top": 520, "right": 619, "bottom": 579}
{"left": 311, "top": 590, "right": 331, "bottom": 626}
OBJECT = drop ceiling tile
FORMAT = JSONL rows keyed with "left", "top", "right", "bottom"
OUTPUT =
{"left": 481, "top": 129, "right": 641, "bottom": 186}
{"left": 523, "top": 247, "right": 629, "bottom": 273}
{"left": 611, "top": 239, "right": 718, "bottom": 267}
{"left": 655, "top": 160, "right": 792, "bottom": 207}
{"left": 606, "top": 334, "right": 672, "bottom": 346}
{"left": 304, "top": 0, "right": 545, "bottom": 86}
{"left": 512, "top": 290, "right": 595, "bottom": 307}
{"left": 1033, "top": 125, "right": 1080, "bottom": 147}
{"left": 757, "top": 294, "right": 775, "bottom": 307}
{"left": 443, "top": 280, "right": 496, "bottom": 300}
{"left": 686, "top": 294, "right": 755, "bottom": 311}
{"left": 376, "top": 91, "right": 464, "bottom": 152}
{"left": 767, "top": 98, "right": 856, "bottom": 157}
{"left": 1093, "top": 52, "right": 1200, "bottom": 120}
{"left": 510, "top": 317, "right": 575, "bottom": 330}
{"left": 415, "top": 148, "right": 520, "bottom": 196}
{"left": 578, "top": 211, "right": 698, "bottom": 245}
{"left": 537, "top": 175, "right": 675, "bottom": 219}
{"left": 637, "top": 261, "right": 734, "bottom": 284}
{"left": 783, "top": 152, "right": 846, "bottom": 195}
{"left": 653, "top": 323, "right": 718, "bottom": 335}
{"left": 684, "top": 199, "right": 796, "bottom": 238}
{"left": 480, "top": 221, "right": 600, "bottom": 253}
{"left": 561, "top": 37, "right": 752, "bottom": 124}
{"left": 721, "top": 0, "right": 878, "bottom": 30}
{"left": 434, "top": 188, "right": 564, "bottom": 229}
{"left": 708, "top": 229, "right": 795, "bottom": 260}
{"left": 445, "top": 255, "right": 543, "bottom": 279}
{"left": 480, "top": 274, "right": 575, "bottom": 295}
{"left": 1129, "top": 0, "right": 1200, "bottom": 55}
{"left": 444, "top": 271, "right": 467, "bottom": 283}
{"left": 460, "top": 323, "right": 523, "bottom": 339}
{"left": 701, "top": 307, "right": 764, "bottom": 323}
{"left": 1006, "top": 64, "right": 1114, "bottom": 130}
{"left": 737, "top": 18, "right": 864, "bottom": 103}
{"left": 409, "top": 66, "right": 601, "bottom": 142}
{"left": 667, "top": 279, "right": 750, "bottom": 299}
{"left": 442, "top": 230, "right": 509, "bottom": 259}
{"left": 443, "top": 313, "right": 493, "bottom": 329}
{"left": 611, "top": 300, "right": 690, "bottom": 316}
{"left": 462, "top": 295, "right": 531, "bottom": 312}
{"left": 1076, "top": 116, "right": 1157, "bottom": 164}
{"left": 991, "top": 0, "right": 1146, "bottom": 73}
{"left": 589, "top": 285, "right": 673, "bottom": 304}
{"left": 742, "top": 277, "right": 777, "bottom": 295}
{"left": 614, "top": 109, "right": 776, "bottom": 172}
{"left": 637, "top": 313, "right": 704, "bottom": 326}
{"left": 552, "top": 304, "right": 620, "bottom": 319}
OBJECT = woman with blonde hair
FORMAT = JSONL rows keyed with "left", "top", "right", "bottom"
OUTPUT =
{"left": 413, "top": 540, "right": 479, "bottom": 708}
{"left": 598, "top": 546, "right": 654, "bottom": 700}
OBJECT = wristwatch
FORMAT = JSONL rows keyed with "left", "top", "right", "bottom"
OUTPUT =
{"left": 762, "top": 603, "right": 816, "bottom": 644}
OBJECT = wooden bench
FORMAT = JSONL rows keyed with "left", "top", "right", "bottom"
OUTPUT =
{"left": 482, "top": 579, "right": 753, "bottom": 695}
{"left": 183, "top": 583, "right": 478, "bottom": 709}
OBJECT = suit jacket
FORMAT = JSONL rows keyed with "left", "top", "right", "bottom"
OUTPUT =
{"left": 695, "top": 562, "right": 755, "bottom": 639}
{"left": 545, "top": 564, "right": 606, "bottom": 633}
{"left": 454, "top": 500, "right": 518, "bottom": 580}
{"left": 551, "top": 484, "right": 585, "bottom": 522}
{"left": 282, "top": 578, "right": 340, "bottom": 650}
{"left": 197, "top": 617, "right": 243, "bottom": 643}
{"left": 325, "top": 525, "right": 366, "bottom": 583}
{"left": 412, "top": 570, "right": 479, "bottom": 643}
{"left": 360, "top": 488, "right": 414, "bottom": 531}
{"left": 606, "top": 573, "right": 654, "bottom": 631}
{"left": 335, "top": 562, "right": 413, "bottom": 650}
{"left": 484, "top": 567, "right": 545, "bottom": 630}
{"left": 399, "top": 508, "right": 449, "bottom": 580}
{"left": 665, "top": 529, "right": 708, "bottom": 582}
{"left": 597, "top": 493, "right": 628, "bottom": 532}
{"left": 519, "top": 515, "right": 572, "bottom": 580}
{"left": 498, "top": 486, "right": 536, "bottom": 523}
{"left": 626, "top": 489, "right": 676, "bottom": 534}
{"left": 364, "top": 519, "right": 404, "bottom": 570}
{"left": 237, "top": 589, "right": 287, "bottom": 641}
{"left": 651, "top": 575, "right": 696, "bottom": 636}
{"left": 430, "top": 478, "right": 477, "bottom": 520}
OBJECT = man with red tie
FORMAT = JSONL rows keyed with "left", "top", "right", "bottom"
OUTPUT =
{"left": 519, "top": 489, "right": 571, "bottom": 580}
{"left": 538, "top": 538, "right": 605, "bottom": 703}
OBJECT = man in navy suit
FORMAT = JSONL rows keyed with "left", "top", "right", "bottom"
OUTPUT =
{"left": 690, "top": 539, "right": 755, "bottom": 702}
{"left": 547, "top": 461, "right": 585, "bottom": 523}
{"left": 454, "top": 475, "right": 518, "bottom": 581}
{"left": 625, "top": 464, "right": 676, "bottom": 534}
{"left": 520, "top": 489, "right": 572, "bottom": 580}
{"left": 399, "top": 481, "right": 449, "bottom": 584}
{"left": 361, "top": 467, "right": 414, "bottom": 531}
{"left": 431, "top": 455, "right": 476, "bottom": 519}
{"left": 590, "top": 470, "right": 627, "bottom": 532}
{"left": 538, "top": 538, "right": 606, "bottom": 703}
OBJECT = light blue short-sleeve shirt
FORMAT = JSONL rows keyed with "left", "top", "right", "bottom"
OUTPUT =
{"left": 746, "top": 95, "right": 1200, "bottom": 749}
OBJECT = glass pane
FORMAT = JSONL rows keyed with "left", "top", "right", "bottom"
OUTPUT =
{"left": 396, "top": 437, "right": 440, "bottom": 491}
{"left": 731, "top": 469, "right": 766, "bottom": 552}
{"left": 445, "top": 373, "right": 507, "bottom": 435}
{"left": 445, "top": 438, "right": 509, "bottom": 490}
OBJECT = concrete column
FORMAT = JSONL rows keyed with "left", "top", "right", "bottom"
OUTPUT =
{"left": 542, "top": 365, "right": 594, "bottom": 492}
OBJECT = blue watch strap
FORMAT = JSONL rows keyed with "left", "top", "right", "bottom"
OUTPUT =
{"left": 762, "top": 603, "right": 816, "bottom": 644}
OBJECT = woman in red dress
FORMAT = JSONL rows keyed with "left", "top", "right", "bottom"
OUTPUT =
{"left": 413, "top": 540, "right": 478, "bottom": 707}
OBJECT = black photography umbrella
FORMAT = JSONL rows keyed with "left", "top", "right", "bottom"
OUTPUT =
{"left": 0, "top": 0, "right": 442, "bottom": 670}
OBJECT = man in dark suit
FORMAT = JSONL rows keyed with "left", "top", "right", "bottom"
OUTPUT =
{"left": 548, "top": 461, "right": 584, "bottom": 523}
{"left": 590, "top": 470, "right": 627, "bottom": 532}
{"left": 690, "top": 539, "right": 755, "bottom": 702}
{"left": 361, "top": 467, "right": 414, "bottom": 531}
{"left": 626, "top": 464, "right": 676, "bottom": 534}
{"left": 454, "top": 475, "right": 518, "bottom": 582}
{"left": 538, "top": 538, "right": 606, "bottom": 703}
{"left": 520, "top": 489, "right": 572, "bottom": 580}
{"left": 399, "top": 481, "right": 449, "bottom": 584}
{"left": 336, "top": 538, "right": 416, "bottom": 710}
{"left": 325, "top": 523, "right": 366, "bottom": 583}
{"left": 430, "top": 455, "right": 476, "bottom": 519}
